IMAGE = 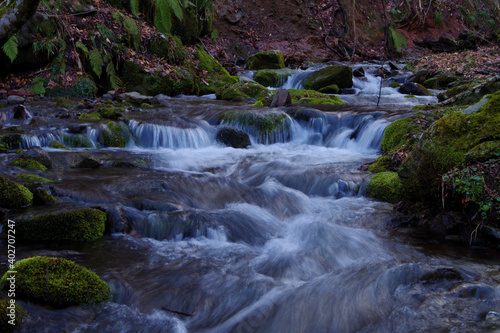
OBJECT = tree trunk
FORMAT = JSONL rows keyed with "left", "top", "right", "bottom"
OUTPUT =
{"left": 0, "top": 0, "right": 41, "bottom": 44}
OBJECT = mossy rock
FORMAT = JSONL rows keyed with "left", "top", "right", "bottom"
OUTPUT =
{"left": 0, "top": 135, "right": 22, "bottom": 151}
{"left": 0, "top": 257, "right": 110, "bottom": 307}
{"left": 15, "top": 173, "right": 53, "bottom": 183}
{"left": 48, "top": 140, "right": 70, "bottom": 150}
{"left": 437, "top": 83, "right": 473, "bottom": 102}
{"left": 11, "top": 159, "right": 47, "bottom": 171}
{"left": 389, "top": 82, "right": 401, "bottom": 88}
{"left": 463, "top": 140, "right": 500, "bottom": 164}
{"left": 398, "top": 102, "right": 500, "bottom": 200}
{"left": 16, "top": 208, "right": 106, "bottom": 241}
{"left": 288, "top": 89, "right": 343, "bottom": 105}
{"left": 422, "top": 74, "right": 461, "bottom": 89}
{"left": 253, "top": 69, "right": 292, "bottom": 88}
{"left": 32, "top": 188, "right": 57, "bottom": 205}
{"left": 368, "top": 155, "right": 392, "bottom": 173}
{"left": 247, "top": 50, "right": 285, "bottom": 70}
{"left": 0, "top": 177, "right": 33, "bottom": 209}
{"left": 216, "top": 81, "right": 271, "bottom": 102}
{"left": 79, "top": 112, "right": 103, "bottom": 121}
{"left": 0, "top": 298, "right": 25, "bottom": 330}
{"left": 99, "top": 121, "right": 129, "bottom": 147}
{"left": 216, "top": 127, "right": 251, "bottom": 148}
{"left": 318, "top": 84, "right": 339, "bottom": 94}
{"left": 55, "top": 97, "right": 76, "bottom": 108}
{"left": 367, "top": 171, "right": 405, "bottom": 203}
{"left": 47, "top": 77, "right": 97, "bottom": 98}
{"left": 62, "top": 134, "right": 94, "bottom": 148}
{"left": 303, "top": 65, "right": 353, "bottom": 90}
{"left": 95, "top": 106, "right": 122, "bottom": 120}
{"left": 219, "top": 111, "right": 290, "bottom": 141}
{"left": 381, "top": 115, "right": 422, "bottom": 152}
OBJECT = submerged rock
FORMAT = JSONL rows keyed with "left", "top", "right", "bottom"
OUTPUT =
{"left": 19, "top": 147, "right": 53, "bottom": 169}
{"left": 0, "top": 256, "right": 110, "bottom": 307}
{"left": 303, "top": 65, "right": 353, "bottom": 90}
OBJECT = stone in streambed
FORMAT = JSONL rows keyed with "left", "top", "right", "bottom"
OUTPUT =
{"left": 216, "top": 127, "right": 251, "bottom": 148}
{"left": 0, "top": 177, "right": 33, "bottom": 209}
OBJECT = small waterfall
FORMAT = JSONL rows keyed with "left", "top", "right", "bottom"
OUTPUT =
{"left": 129, "top": 120, "right": 216, "bottom": 149}
{"left": 21, "top": 133, "right": 60, "bottom": 148}
{"left": 281, "top": 69, "right": 316, "bottom": 90}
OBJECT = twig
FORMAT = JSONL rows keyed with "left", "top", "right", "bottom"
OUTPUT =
{"left": 161, "top": 306, "right": 196, "bottom": 317}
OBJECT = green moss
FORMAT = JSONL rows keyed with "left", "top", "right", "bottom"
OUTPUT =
{"left": 55, "top": 97, "right": 75, "bottom": 107}
{"left": 95, "top": 106, "right": 122, "bottom": 120}
{"left": 79, "top": 112, "right": 103, "bottom": 120}
{"left": 48, "top": 77, "right": 97, "bottom": 98}
{"left": 423, "top": 74, "right": 460, "bottom": 89}
{"left": 219, "top": 111, "right": 289, "bottom": 140}
{"left": 388, "top": 26, "right": 407, "bottom": 53}
{"left": 405, "top": 95, "right": 417, "bottom": 98}
{"left": 367, "top": 171, "right": 405, "bottom": 202}
{"left": 398, "top": 108, "right": 500, "bottom": 200}
{"left": 247, "top": 50, "right": 285, "bottom": 70}
{"left": 101, "top": 122, "right": 129, "bottom": 147}
{"left": 303, "top": 65, "right": 353, "bottom": 90}
{"left": 463, "top": 141, "right": 500, "bottom": 164}
{"left": 0, "top": 257, "right": 110, "bottom": 307}
{"left": 411, "top": 105, "right": 427, "bottom": 110}
{"left": 389, "top": 82, "right": 401, "bottom": 88}
{"left": 0, "top": 298, "right": 25, "bottom": 330}
{"left": 416, "top": 83, "right": 432, "bottom": 96}
{"left": 438, "top": 83, "right": 473, "bottom": 102}
{"left": 62, "top": 134, "right": 94, "bottom": 148}
{"left": 217, "top": 81, "right": 271, "bottom": 102}
{"left": 481, "top": 91, "right": 500, "bottom": 114}
{"left": 253, "top": 100, "right": 265, "bottom": 107}
{"left": 48, "top": 140, "right": 70, "bottom": 150}
{"left": 368, "top": 155, "right": 392, "bottom": 173}
{"left": 32, "top": 188, "right": 57, "bottom": 205}
{"left": 381, "top": 115, "right": 422, "bottom": 152}
{"left": 11, "top": 159, "right": 47, "bottom": 171}
{"left": 318, "top": 84, "right": 339, "bottom": 94}
{"left": 15, "top": 174, "right": 53, "bottom": 183}
{"left": 0, "top": 135, "right": 22, "bottom": 151}
{"left": 288, "top": 89, "right": 343, "bottom": 105}
{"left": 0, "top": 177, "right": 33, "bottom": 209}
{"left": 253, "top": 69, "right": 292, "bottom": 88}
{"left": 16, "top": 208, "right": 106, "bottom": 241}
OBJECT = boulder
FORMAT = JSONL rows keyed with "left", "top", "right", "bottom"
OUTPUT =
{"left": 7, "top": 95, "right": 25, "bottom": 105}
{"left": 32, "top": 187, "right": 57, "bottom": 205}
{"left": 302, "top": 65, "right": 353, "bottom": 91}
{"left": 353, "top": 67, "right": 365, "bottom": 78}
{"left": 398, "top": 82, "right": 429, "bottom": 96}
{"left": 216, "top": 127, "right": 251, "bottom": 148}
{"left": 293, "top": 108, "right": 326, "bottom": 122}
{"left": 253, "top": 69, "right": 292, "bottom": 87}
{"left": 270, "top": 88, "right": 292, "bottom": 107}
{"left": 20, "top": 147, "right": 53, "bottom": 168}
{"left": 76, "top": 157, "right": 101, "bottom": 169}
{"left": 0, "top": 177, "right": 33, "bottom": 209}
{"left": 118, "top": 92, "right": 153, "bottom": 105}
{"left": 0, "top": 256, "right": 110, "bottom": 307}
{"left": 367, "top": 171, "right": 405, "bottom": 203}
{"left": 247, "top": 50, "right": 286, "bottom": 70}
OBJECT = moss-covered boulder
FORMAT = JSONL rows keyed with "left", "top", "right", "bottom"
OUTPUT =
{"left": 62, "top": 134, "right": 94, "bottom": 148}
{"left": 48, "top": 140, "right": 70, "bottom": 150}
{"left": 367, "top": 171, "right": 405, "bottom": 203}
{"left": 216, "top": 127, "right": 251, "bottom": 148}
{"left": 318, "top": 84, "right": 340, "bottom": 94}
{"left": 398, "top": 92, "right": 500, "bottom": 200}
{"left": 16, "top": 208, "right": 106, "bottom": 241}
{"left": 437, "top": 83, "right": 474, "bottom": 102}
{"left": 253, "top": 69, "right": 292, "bottom": 87}
{"left": 422, "top": 74, "right": 461, "bottom": 89}
{"left": 219, "top": 111, "right": 290, "bottom": 142}
{"left": 288, "top": 89, "right": 343, "bottom": 105}
{"left": 247, "top": 50, "right": 285, "bottom": 70}
{"left": 303, "top": 65, "right": 353, "bottom": 91}
{"left": 15, "top": 173, "right": 53, "bottom": 183}
{"left": 0, "top": 298, "right": 25, "bottom": 330}
{"left": 0, "top": 257, "right": 110, "bottom": 307}
{"left": 32, "top": 188, "right": 57, "bottom": 205}
{"left": 79, "top": 112, "right": 103, "bottom": 121}
{"left": 195, "top": 46, "right": 238, "bottom": 95}
{"left": 0, "top": 134, "right": 22, "bottom": 151}
{"left": 381, "top": 115, "right": 422, "bottom": 152}
{"left": 216, "top": 81, "right": 271, "bottom": 102}
{"left": 11, "top": 159, "right": 47, "bottom": 171}
{"left": 398, "top": 82, "right": 432, "bottom": 96}
{"left": 19, "top": 147, "right": 53, "bottom": 169}
{"left": 368, "top": 155, "right": 392, "bottom": 173}
{"left": 99, "top": 121, "right": 130, "bottom": 148}
{"left": 0, "top": 177, "right": 33, "bottom": 209}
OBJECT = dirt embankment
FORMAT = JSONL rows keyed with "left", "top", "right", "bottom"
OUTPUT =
{"left": 201, "top": 0, "right": 499, "bottom": 68}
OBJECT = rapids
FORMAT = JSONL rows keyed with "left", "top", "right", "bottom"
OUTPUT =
{"left": 1, "top": 69, "right": 499, "bottom": 333}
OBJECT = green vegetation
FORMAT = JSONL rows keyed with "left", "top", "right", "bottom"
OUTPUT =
{"left": 32, "top": 188, "right": 57, "bottom": 205}
{"left": 303, "top": 65, "right": 353, "bottom": 90}
{"left": 16, "top": 208, "right": 107, "bottom": 241}
{"left": 0, "top": 177, "right": 33, "bottom": 209}
{"left": 367, "top": 171, "right": 405, "bottom": 203}
{"left": 0, "top": 298, "right": 25, "bottom": 330}
{"left": 15, "top": 174, "right": 53, "bottom": 183}
{"left": 388, "top": 26, "right": 407, "bottom": 53}
{"left": 216, "top": 81, "right": 271, "bottom": 102}
{"left": 219, "top": 111, "right": 289, "bottom": 140}
{"left": 0, "top": 257, "right": 110, "bottom": 307}
{"left": 368, "top": 155, "right": 392, "bottom": 173}
{"left": 79, "top": 112, "right": 103, "bottom": 120}
{"left": 62, "top": 134, "right": 94, "bottom": 148}
{"left": 11, "top": 159, "right": 48, "bottom": 171}
{"left": 49, "top": 140, "right": 70, "bottom": 150}
{"left": 101, "top": 122, "right": 129, "bottom": 147}
{"left": 288, "top": 89, "right": 343, "bottom": 105}
{"left": 247, "top": 50, "right": 285, "bottom": 70}
{"left": 253, "top": 69, "right": 292, "bottom": 88}
{"left": 389, "top": 82, "right": 401, "bottom": 88}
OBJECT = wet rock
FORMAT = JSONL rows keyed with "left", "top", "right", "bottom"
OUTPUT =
{"left": 247, "top": 50, "right": 285, "bottom": 70}
{"left": 7, "top": 95, "right": 25, "bottom": 105}
{"left": 0, "top": 176, "right": 33, "bottom": 209}
{"left": 339, "top": 88, "right": 356, "bottom": 95}
{"left": 452, "top": 285, "right": 498, "bottom": 299}
{"left": 20, "top": 147, "right": 53, "bottom": 169}
{"left": 398, "top": 82, "right": 429, "bottom": 96}
{"left": 420, "top": 267, "right": 463, "bottom": 283}
{"left": 216, "top": 127, "right": 251, "bottom": 148}
{"left": 118, "top": 92, "right": 153, "bottom": 105}
{"left": 32, "top": 187, "right": 57, "bottom": 206}
{"left": 486, "top": 311, "right": 500, "bottom": 323}
{"left": 76, "top": 157, "right": 101, "bottom": 169}
{"left": 29, "top": 116, "right": 49, "bottom": 126}
{"left": 388, "top": 61, "right": 402, "bottom": 71}
{"left": 67, "top": 124, "right": 87, "bottom": 134}
{"left": 353, "top": 67, "right": 365, "bottom": 78}
{"left": 318, "top": 85, "right": 339, "bottom": 94}
{"left": 411, "top": 69, "right": 436, "bottom": 84}
{"left": 293, "top": 108, "right": 326, "bottom": 122}
{"left": 303, "top": 65, "right": 353, "bottom": 90}
{"left": 270, "top": 88, "right": 292, "bottom": 107}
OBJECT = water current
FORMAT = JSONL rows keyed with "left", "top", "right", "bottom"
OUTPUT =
{"left": 1, "top": 69, "right": 499, "bottom": 333}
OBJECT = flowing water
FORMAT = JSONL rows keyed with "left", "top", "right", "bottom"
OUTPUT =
{"left": 1, "top": 70, "right": 500, "bottom": 333}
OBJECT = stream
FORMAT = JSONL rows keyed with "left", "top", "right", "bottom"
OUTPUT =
{"left": 1, "top": 69, "right": 500, "bottom": 333}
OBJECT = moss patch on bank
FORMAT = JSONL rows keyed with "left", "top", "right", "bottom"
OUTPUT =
{"left": 0, "top": 177, "right": 33, "bottom": 209}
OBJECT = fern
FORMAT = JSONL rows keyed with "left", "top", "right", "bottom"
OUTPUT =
{"left": 97, "top": 23, "right": 115, "bottom": 41}
{"left": 112, "top": 11, "right": 124, "bottom": 27}
{"left": 75, "top": 41, "right": 89, "bottom": 57}
{"left": 90, "top": 48, "right": 103, "bottom": 78}
{"left": 2, "top": 36, "right": 18, "bottom": 63}
{"left": 104, "top": 55, "right": 122, "bottom": 89}
{"left": 28, "top": 77, "right": 46, "bottom": 95}
{"left": 123, "top": 18, "right": 140, "bottom": 49}
{"left": 154, "top": 0, "right": 184, "bottom": 33}
{"left": 130, "top": 0, "right": 140, "bottom": 17}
